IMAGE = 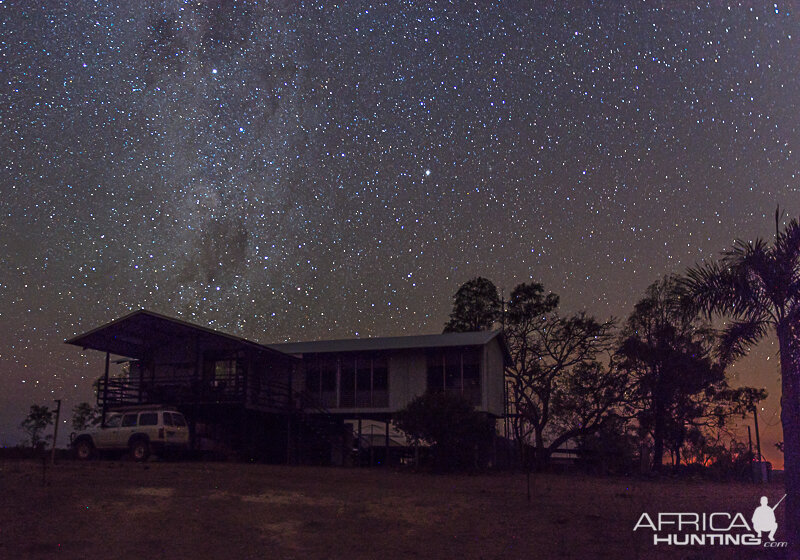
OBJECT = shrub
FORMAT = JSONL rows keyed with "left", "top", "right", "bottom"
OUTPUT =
{"left": 394, "top": 391, "right": 494, "bottom": 472}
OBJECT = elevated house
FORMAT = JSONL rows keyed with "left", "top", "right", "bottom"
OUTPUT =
{"left": 66, "top": 310, "right": 511, "bottom": 464}
{"left": 66, "top": 310, "right": 300, "bottom": 462}
{"left": 270, "top": 331, "right": 510, "bottom": 465}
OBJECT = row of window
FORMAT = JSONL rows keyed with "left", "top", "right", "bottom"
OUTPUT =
{"left": 304, "top": 348, "right": 483, "bottom": 408}
{"left": 305, "top": 355, "right": 389, "bottom": 408}
{"left": 137, "top": 349, "right": 484, "bottom": 410}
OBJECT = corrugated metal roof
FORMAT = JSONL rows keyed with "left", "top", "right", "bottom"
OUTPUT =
{"left": 269, "top": 330, "right": 508, "bottom": 357}
{"left": 66, "top": 310, "right": 512, "bottom": 366}
{"left": 65, "top": 309, "right": 295, "bottom": 361}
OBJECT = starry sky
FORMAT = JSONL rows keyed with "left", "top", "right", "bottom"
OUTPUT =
{"left": 0, "top": 1, "right": 796, "bottom": 463}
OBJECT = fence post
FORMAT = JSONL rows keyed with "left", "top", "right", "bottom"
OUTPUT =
{"left": 101, "top": 352, "right": 110, "bottom": 426}
{"left": 51, "top": 399, "right": 61, "bottom": 465}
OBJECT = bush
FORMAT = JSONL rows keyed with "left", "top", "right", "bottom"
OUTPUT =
{"left": 20, "top": 404, "right": 53, "bottom": 451}
{"left": 577, "top": 418, "right": 638, "bottom": 475}
{"left": 394, "top": 391, "right": 494, "bottom": 472}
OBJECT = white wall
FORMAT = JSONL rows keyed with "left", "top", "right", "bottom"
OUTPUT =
{"left": 292, "top": 341, "right": 506, "bottom": 415}
{"left": 388, "top": 350, "right": 427, "bottom": 410}
{"left": 483, "top": 339, "right": 506, "bottom": 416}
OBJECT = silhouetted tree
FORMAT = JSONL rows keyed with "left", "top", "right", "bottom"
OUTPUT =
{"left": 617, "top": 275, "right": 724, "bottom": 471}
{"left": 505, "top": 282, "right": 622, "bottom": 469}
{"left": 676, "top": 387, "right": 766, "bottom": 471}
{"left": 71, "top": 402, "right": 100, "bottom": 431}
{"left": 683, "top": 214, "right": 800, "bottom": 548}
{"left": 394, "top": 391, "right": 494, "bottom": 471}
{"left": 443, "top": 277, "right": 501, "bottom": 332}
{"left": 20, "top": 404, "right": 54, "bottom": 451}
{"left": 707, "top": 386, "right": 768, "bottom": 427}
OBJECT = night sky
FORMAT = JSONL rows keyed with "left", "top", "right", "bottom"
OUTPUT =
{"left": 0, "top": 1, "right": 795, "bottom": 463}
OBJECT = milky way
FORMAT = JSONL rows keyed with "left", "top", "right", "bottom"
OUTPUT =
{"left": 1, "top": 2, "right": 796, "bottom": 457}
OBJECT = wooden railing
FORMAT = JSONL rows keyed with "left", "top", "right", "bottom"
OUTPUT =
{"left": 96, "top": 374, "right": 343, "bottom": 416}
{"left": 97, "top": 371, "right": 251, "bottom": 408}
{"left": 97, "top": 374, "right": 353, "bottom": 464}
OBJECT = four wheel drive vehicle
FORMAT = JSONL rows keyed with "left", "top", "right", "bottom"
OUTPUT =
{"left": 71, "top": 408, "right": 190, "bottom": 461}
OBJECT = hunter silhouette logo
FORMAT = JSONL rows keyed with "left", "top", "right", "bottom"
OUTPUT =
{"left": 633, "top": 494, "right": 788, "bottom": 548}
{"left": 752, "top": 494, "right": 785, "bottom": 542}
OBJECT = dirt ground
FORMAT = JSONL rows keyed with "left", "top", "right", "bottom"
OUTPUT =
{"left": 0, "top": 459, "right": 789, "bottom": 560}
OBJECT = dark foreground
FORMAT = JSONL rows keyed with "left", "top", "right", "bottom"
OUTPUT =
{"left": 0, "top": 459, "right": 789, "bottom": 559}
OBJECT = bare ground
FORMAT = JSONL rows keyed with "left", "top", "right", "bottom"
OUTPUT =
{"left": 0, "top": 459, "right": 789, "bottom": 559}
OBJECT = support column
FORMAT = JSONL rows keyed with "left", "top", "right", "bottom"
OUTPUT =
{"left": 357, "top": 416, "right": 362, "bottom": 467}
{"left": 286, "top": 414, "right": 293, "bottom": 465}
{"left": 753, "top": 406, "right": 763, "bottom": 461}
{"left": 51, "top": 399, "right": 61, "bottom": 465}
{"left": 385, "top": 419, "right": 390, "bottom": 467}
{"left": 138, "top": 359, "right": 145, "bottom": 404}
{"left": 101, "top": 352, "right": 110, "bottom": 426}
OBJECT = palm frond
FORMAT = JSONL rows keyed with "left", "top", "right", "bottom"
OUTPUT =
{"left": 683, "top": 260, "right": 755, "bottom": 319}
{"left": 774, "top": 217, "right": 800, "bottom": 268}
{"left": 717, "top": 318, "right": 770, "bottom": 367}
{"left": 775, "top": 218, "right": 800, "bottom": 306}
{"left": 732, "top": 229, "right": 800, "bottom": 319}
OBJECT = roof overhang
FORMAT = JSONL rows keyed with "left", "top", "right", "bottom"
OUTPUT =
{"left": 65, "top": 309, "right": 296, "bottom": 362}
{"left": 271, "top": 329, "right": 514, "bottom": 366}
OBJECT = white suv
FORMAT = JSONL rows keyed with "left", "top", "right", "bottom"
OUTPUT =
{"left": 72, "top": 408, "right": 190, "bottom": 461}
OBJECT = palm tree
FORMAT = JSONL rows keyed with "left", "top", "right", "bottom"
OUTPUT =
{"left": 684, "top": 213, "right": 800, "bottom": 548}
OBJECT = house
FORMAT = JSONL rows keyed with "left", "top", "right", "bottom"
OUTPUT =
{"left": 66, "top": 309, "right": 511, "bottom": 464}
{"left": 66, "top": 310, "right": 300, "bottom": 462}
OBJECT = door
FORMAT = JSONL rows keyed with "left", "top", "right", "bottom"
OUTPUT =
{"left": 116, "top": 412, "right": 139, "bottom": 447}
{"left": 94, "top": 414, "right": 122, "bottom": 448}
{"left": 164, "top": 412, "right": 189, "bottom": 446}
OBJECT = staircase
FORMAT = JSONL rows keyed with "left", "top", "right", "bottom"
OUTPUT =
{"left": 248, "top": 381, "right": 346, "bottom": 464}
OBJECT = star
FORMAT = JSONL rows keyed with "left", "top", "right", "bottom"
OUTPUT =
{"left": 0, "top": 2, "right": 792, "bottom": 465}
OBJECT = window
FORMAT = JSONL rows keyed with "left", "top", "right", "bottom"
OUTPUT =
{"left": 371, "top": 356, "right": 389, "bottom": 407}
{"left": 462, "top": 348, "right": 481, "bottom": 405}
{"left": 444, "top": 349, "right": 462, "bottom": 397}
{"left": 320, "top": 356, "right": 337, "bottom": 408}
{"left": 105, "top": 415, "right": 122, "bottom": 428}
{"left": 340, "top": 358, "right": 356, "bottom": 408}
{"left": 139, "top": 412, "right": 158, "bottom": 426}
{"left": 121, "top": 413, "right": 138, "bottom": 427}
{"left": 356, "top": 357, "right": 372, "bottom": 407}
{"left": 426, "top": 347, "right": 482, "bottom": 405}
{"left": 213, "top": 359, "right": 237, "bottom": 388}
{"left": 172, "top": 413, "right": 187, "bottom": 427}
{"left": 305, "top": 354, "right": 390, "bottom": 408}
{"left": 306, "top": 355, "right": 338, "bottom": 408}
{"left": 306, "top": 361, "right": 321, "bottom": 395}
{"left": 426, "top": 352, "right": 444, "bottom": 393}
{"left": 163, "top": 412, "right": 174, "bottom": 427}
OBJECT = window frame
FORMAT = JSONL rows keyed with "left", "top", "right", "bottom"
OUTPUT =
{"left": 138, "top": 412, "right": 158, "bottom": 426}
{"left": 305, "top": 353, "right": 390, "bottom": 408}
{"left": 426, "top": 346, "right": 482, "bottom": 406}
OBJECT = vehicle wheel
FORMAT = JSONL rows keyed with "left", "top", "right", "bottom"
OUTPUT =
{"left": 130, "top": 439, "right": 151, "bottom": 462}
{"left": 75, "top": 439, "right": 94, "bottom": 460}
